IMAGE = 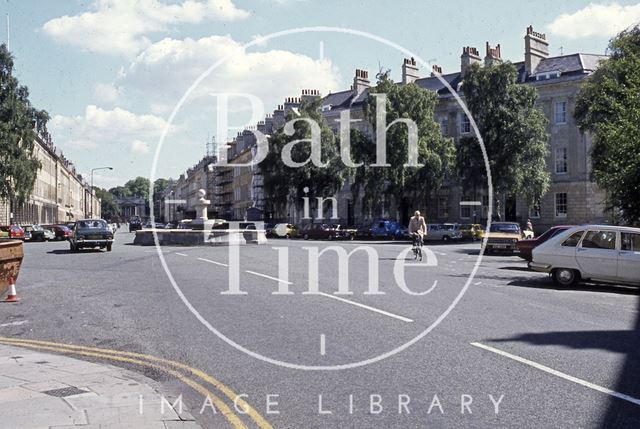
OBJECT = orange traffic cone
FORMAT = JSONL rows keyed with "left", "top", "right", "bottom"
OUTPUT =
{"left": 2, "top": 278, "right": 19, "bottom": 303}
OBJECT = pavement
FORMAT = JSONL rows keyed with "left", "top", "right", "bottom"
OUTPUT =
{"left": 0, "top": 229, "right": 639, "bottom": 428}
{"left": 0, "top": 343, "right": 200, "bottom": 429}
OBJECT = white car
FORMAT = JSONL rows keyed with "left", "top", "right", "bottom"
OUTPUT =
{"left": 530, "top": 225, "right": 640, "bottom": 286}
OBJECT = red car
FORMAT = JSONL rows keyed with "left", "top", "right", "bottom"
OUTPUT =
{"left": 43, "top": 224, "right": 73, "bottom": 241}
{"left": 0, "top": 225, "right": 26, "bottom": 240}
{"left": 516, "top": 225, "right": 573, "bottom": 261}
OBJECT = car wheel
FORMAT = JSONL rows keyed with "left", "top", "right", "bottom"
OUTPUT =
{"left": 328, "top": 235, "right": 333, "bottom": 241}
{"left": 443, "top": 235, "right": 449, "bottom": 241}
{"left": 106, "top": 244, "right": 112, "bottom": 252}
{"left": 303, "top": 234, "right": 309, "bottom": 240}
{"left": 285, "top": 234, "right": 290, "bottom": 239}
{"left": 552, "top": 268, "right": 580, "bottom": 287}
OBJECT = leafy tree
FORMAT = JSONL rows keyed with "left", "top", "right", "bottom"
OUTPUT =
{"left": 153, "top": 178, "right": 169, "bottom": 201}
{"left": 94, "top": 187, "right": 120, "bottom": 222}
{"left": 352, "top": 71, "right": 456, "bottom": 219}
{"left": 0, "top": 44, "right": 49, "bottom": 206}
{"left": 108, "top": 186, "right": 130, "bottom": 199}
{"left": 458, "top": 62, "right": 549, "bottom": 218}
{"left": 261, "top": 98, "right": 346, "bottom": 218}
{"left": 123, "top": 176, "right": 151, "bottom": 200}
{"left": 575, "top": 26, "right": 640, "bottom": 224}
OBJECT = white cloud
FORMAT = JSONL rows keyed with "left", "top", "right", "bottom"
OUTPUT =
{"left": 42, "top": 0, "right": 250, "bottom": 57}
{"left": 547, "top": 2, "right": 640, "bottom": 39}
{"left": 49, "top": 105, "right": 172, "bottom": 150}
{"left": 118, "top": 35, "right": 341, "bottom": 113}
{"left": 94, "top": 83, "right": 122, "bottom": 103}
{"left": 131, "top": 139, "right": 151, "bottom": 154}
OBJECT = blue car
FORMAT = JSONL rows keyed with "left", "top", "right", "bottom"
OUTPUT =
{"left": 370, "top": 219, "right": 404, "bottom": 240}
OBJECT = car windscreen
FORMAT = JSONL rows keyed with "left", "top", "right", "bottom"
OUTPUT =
{"left": 77, "top": 220, "right": 107, "bottom": 230}
{"left": 489, "top": 224, "right": 520, "bottom": 233}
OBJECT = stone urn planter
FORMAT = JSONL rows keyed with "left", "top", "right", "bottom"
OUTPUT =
{"left": 0, "top": 239, "right": 23, "bottom": 298}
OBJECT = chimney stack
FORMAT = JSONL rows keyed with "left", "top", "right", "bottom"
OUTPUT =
{"left": 484, "top": 42, "right": 502, "bottom": 67}
{"left": 353, "top": 69, "right": 370, "bottom": 95}
{"left": 430, "top": 64, "right": 443, "bottom": 77}
{"left": 460, "top": 46, "right": 481, "bottom": 77}
{"left": 524, "top": 25, "right": 549, "bottom": 75}
{"left": 301, "top": 89, "right": 321, "bottom": 103}
{"left": 401, "top": 57, "right": 419, "bottom": 84}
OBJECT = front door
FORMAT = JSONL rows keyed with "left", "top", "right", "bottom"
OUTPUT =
{"left": 576, "top": 230, "right": 619, "bottom": 280}
{"left": 619, "top": 232, "right": 640, "bottom": 283}
{"left": 505, "top": 197, "right": 517, "bottom": 222}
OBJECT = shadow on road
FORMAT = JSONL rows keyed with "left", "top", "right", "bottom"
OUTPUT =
{"left": 47, "top": 249, "right": 105, "bottom": 255}
{"left": 507, "top": 277, "right": 640, "bottom": 296}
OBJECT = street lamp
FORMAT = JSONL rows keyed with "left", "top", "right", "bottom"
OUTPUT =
{"left": 90, "top": 166, "right": 113, "bottom": 218}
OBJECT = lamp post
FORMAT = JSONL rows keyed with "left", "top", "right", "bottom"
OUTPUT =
{"left": 90, "top": 166, "right": 113, "bottom": 218}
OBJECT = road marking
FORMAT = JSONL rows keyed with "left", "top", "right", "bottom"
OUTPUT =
{"left": 246, "top": 270, "right": 293, "bottom": 285}
{"left": 435, "top": 251, "right": 447, "bottom": 256}
{"left": 0, "top": 320, "right": 28, "bottom": 328}
{"left": 0, "top": 339, "right": 249, "bottom": 429}
{"left": 320, "top": 334, "right": 326, "bottom": 356}
{"left": 0, "top": 337, "right": 273, "bottom": 429}
{"left": 471, "top": 342, "right": 640, "bottom": 406}
{"left": 474, "top": 281, "right": 482, "bottom": 285}
{"left": 175, "top": 252, "right": 188, "bottom": 257}
{"left": 197, "top": 257, "right": 228, "bottom": 267}
{"left": 316, "top": 292, "right": 414, "bottom": 323}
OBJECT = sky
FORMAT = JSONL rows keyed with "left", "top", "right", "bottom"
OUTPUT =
{"left": 2, "top": 0, "right": 639, "bottom": 188}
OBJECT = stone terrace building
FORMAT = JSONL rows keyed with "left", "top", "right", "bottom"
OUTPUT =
{"left": 0, "top": 132, "right": 100, "bottom": 225}
{"left": 212, "top": 25, "right": 609, "bottom": 231}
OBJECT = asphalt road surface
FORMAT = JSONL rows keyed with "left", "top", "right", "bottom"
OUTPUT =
{"left": 1, "top": 229, "right": 638, "bottom": 428}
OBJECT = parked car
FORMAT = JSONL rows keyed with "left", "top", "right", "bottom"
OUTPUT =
{"left": 129, "top": 216, "right": 143, "bottom": 232}
{"left": 165, "top": 222, "right": 178, "bottom": 229}
{"left": 484, "top": 222, "right": 523, "bottom": 253}
{"left": 459, "top": 224, "right": 484, "bottom": 241}
{"left": 300, "top": 223, "right": 341, "bottom": 240}
{"left": 0, "top": 225, "right": 26, "bottom": 240}
{"left": 355, "top": 223, "right": 373, "bottom": 239}
{"left": 43, "top": 224, "right": 72, "bottom": 241}
{"left": 425, "top": 224, "right": 463, "bottom": 241}
{"left": 263, "top": 223, "right": 276, "bottom": 237}
{"left": 272, "top": 223, "right": 298, "bottom": 238}
{"left": 332, "top": 224, "right": 357, "bottom": 240}
{"left": 23, "top": 224, "right": 50, "bottom": 242}
{"left": 370, "top": 219, "right": 404, "bottom": 240}
{"left": 530, "top": 225, "right": 640, "bottom": 287}
{"left": 516, "top": 225, "right": 573, "bottom": 261}
{"left": 69, "top": 219, "right": 114, "bottom": 252}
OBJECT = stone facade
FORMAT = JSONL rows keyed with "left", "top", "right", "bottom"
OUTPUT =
{"left": 0, "top": 133, "right": 100, "bottom": 225}
{"left": 182, "top": 25, "right": 611, "bottom": 232}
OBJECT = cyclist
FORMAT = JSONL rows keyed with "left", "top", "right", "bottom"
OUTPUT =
{"left": 408, "top": 210, "right": 427, "bottom": 260}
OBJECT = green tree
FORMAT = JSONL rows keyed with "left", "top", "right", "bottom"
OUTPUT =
{"left": 94, "top": 187, "right": 120, "bottom": 221}
{"left": 352, "top": 71, "right": 456, "bottom": 218}
{"left": 123, "top": 176, "right": 151, "bottom": 200}
{"left": 153, "top": 178, "right": 169, "bottom": 200}
{"left": 458, "top": 62, "right": 549, "bottom": 217}
{"left": 261, "top": 98, "right": 347, "bottom": 218}
{"left": 575, "top": 26, "right": 640, "bottom": 224}
{"left": 108, "top": 186, "right": 130, "bottom": 199}
{"left": 0, "top": 44, "right": 49, "bottom": 206}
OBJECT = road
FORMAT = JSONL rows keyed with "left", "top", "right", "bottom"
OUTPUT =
{"left": 1, "top": 228, "right": 639, "bottom": 428}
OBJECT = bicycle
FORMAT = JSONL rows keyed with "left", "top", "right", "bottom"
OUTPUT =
{"left": 411, "top": 232, "right": 423, "bottom": 261}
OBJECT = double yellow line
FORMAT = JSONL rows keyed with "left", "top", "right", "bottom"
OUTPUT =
{"left": 0, "top": 337, "right": 273, "bottom": 429}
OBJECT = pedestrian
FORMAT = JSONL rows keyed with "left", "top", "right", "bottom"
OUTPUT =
{"left": 526, "top": 218, "right": 533, "bottom": 232}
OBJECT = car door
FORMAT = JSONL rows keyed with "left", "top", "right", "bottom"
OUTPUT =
{"left": 576, "top": 230, "right": 619, "bottom": 279}
{"left": 619, "top": 232, "right": 640, "bottom": 283}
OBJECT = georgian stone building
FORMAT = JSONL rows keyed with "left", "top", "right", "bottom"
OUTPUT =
{"left": 211, "top": 25, "right": 610, "bottom": 231}
{"left": 0, "top": 132, "right": 100, "bottom": 225}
